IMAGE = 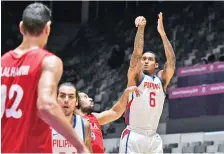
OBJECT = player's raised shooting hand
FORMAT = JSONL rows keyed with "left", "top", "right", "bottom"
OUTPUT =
{"left": 157, "top": 12, "right": 166, "bottom": 36}
{"left": 125, "top": 86, "right": 142, "bottom": 97}
{"left": 135, "top": 16, "right": 146, "bottom": 28}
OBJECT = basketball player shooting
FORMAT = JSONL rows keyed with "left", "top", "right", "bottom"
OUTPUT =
{"left": 1, "top": 3, "right": 89, "bottom": 153}
{"left": 52, "top": 82, "right": 93, "bottom": 153}
{"left": 119, "top": 13, "right": 176, "bottom": 153}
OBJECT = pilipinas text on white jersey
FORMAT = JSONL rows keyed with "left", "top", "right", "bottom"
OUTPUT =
{"left": 125, "top": 74, "right": 166, "bottom": 130}
{"left": 52, "top": 114, "right": 85, "bottom": 153}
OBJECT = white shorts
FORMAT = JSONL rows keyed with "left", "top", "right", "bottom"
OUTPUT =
{"left": 119, "top": 126, "right": 163, "bottom": 154}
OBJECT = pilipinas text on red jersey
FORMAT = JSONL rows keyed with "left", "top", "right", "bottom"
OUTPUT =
{"left": 82, "top": 113, "right": 104, "bottom": 153}
{"left": 1, "top": 48, "right": 54, "bottom": 153}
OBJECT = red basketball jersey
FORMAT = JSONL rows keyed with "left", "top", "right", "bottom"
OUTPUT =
{"left": 1, "top": 48, "right": 54, "bottom": 153}
{"left": 83, "top": 114, "right": 104, "bottom": 153}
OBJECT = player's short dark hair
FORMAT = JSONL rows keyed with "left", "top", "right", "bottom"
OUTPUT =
{"left": 22, "top": 2, "right": 51, "bottom": 36}
{"left": 143, "top": 51, "right": 159, "bottom": 63}
{"left": 58, "top": 82, "right": 80, "bottom": 108}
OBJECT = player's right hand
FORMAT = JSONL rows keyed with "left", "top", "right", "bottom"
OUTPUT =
{"left": 125, "top": 86, "right": 142, "bottom": 97}
{"left": 135, "top": 16, "right": 146, "bottom": 28}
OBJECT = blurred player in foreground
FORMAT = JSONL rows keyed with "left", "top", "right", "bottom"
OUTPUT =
{"left": 119, "top": 13, "right": 176, "bottom": 153}
{"left": 1, "top": 2, "right": 88, "bottom": 153}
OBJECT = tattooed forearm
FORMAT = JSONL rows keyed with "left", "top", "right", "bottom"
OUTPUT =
{"left": 130, "top": 54, "right": 142, "bottom": 68}
{"left": 161, "top": 34, "right": 176, "bottom": 70}
{"left": 130, "top": 27, "right": 145, "bottom": 69}
{"left": 134, "top": 27, "right": 145, "bottom": 51}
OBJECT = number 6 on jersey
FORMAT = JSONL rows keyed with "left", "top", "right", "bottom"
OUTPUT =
{"left": 149, "top": 92, "right": 156, "bottom": 107}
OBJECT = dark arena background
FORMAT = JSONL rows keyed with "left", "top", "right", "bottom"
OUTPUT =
{"left": 1, "top": 1, "right": 224, "bottom": 153}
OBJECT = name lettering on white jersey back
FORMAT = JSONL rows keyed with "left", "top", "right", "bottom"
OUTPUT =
{"left": 1, "top": 66, "right": 30, "bottom": 77}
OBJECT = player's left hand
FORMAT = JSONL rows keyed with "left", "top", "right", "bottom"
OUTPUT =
{"left": 157, "top": 12, "right": 166, "bottom": 35}
{"left": 125, "top": 86, "right": 142, "bottom": 97}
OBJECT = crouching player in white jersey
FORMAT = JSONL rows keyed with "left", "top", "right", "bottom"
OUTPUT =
{"left": 52, "top": 82, "right": 93, "bottom": 153}
{"left": 119, "top": 13, "right": 176, "bottom": 153}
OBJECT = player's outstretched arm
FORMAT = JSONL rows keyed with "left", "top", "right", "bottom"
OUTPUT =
{"left": 83, "top": 119, "right": 93, "bottom": 153}
{"left": 157, "top": 12, "right": 176, "bottom": 91}
{"left": 95, "top": 86, "right": 142, "bottom": 125}
{"left": 37, "top": 55, "right": 89, "bottom": 153}
{"left": 128, "top": 16, "right": 146, "bottom": 86}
